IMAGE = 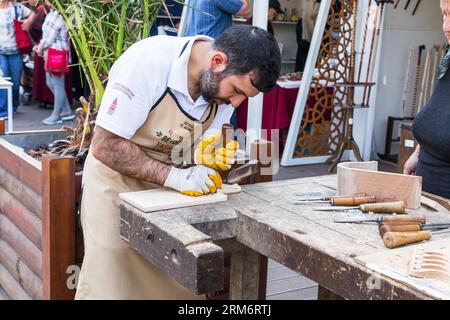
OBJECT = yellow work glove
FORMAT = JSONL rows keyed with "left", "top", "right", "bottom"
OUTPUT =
{"left": 164, "top": 165, "right": 222, "bottom": 197}
{"left": 195, "top": 132, "right": 239, "bottom": 171}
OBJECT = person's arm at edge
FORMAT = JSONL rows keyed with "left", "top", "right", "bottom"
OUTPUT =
{"left": 91, "top": 126, "right": 171, "bottom": 186}
{"left": 236, "top": 0, "right": 250, "bottom": 17}
{"left": 403, "top": 144, "right": 420, "bottom": 175}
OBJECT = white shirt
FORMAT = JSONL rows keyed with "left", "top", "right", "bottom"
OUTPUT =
{"left": 96, "top": 35, "right": 234, "bottom": 140}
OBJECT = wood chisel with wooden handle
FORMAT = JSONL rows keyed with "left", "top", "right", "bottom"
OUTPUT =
{"left": 294, "top": 192, "right": 367, "bottom": 202}
{"left": 314, "top": 201, "right": 405, "bottom": 214}
{"left": 379, "top": 223, "right": 450, "bottom": 237}
{"left": 383, "top": 229, "right": 450, "bottom": 249}
{"left": 295, "top": 195, "right": 376, "bottom": 206}
{"left": 334, "top": 214, "right": 426, "bottom": 225}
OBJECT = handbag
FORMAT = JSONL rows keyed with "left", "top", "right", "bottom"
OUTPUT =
{"left": 45, "top": 47, "right": 69, "bottom": 74}
{"left": 13, "top": 5, "right": 33, "bottom": 55}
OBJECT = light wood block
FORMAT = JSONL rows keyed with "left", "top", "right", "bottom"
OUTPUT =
{"left": 337, "top": 161, "right": 422, "bottom": 209}
{"left": 119, "top": 188, "right": 228, "bottom": 213}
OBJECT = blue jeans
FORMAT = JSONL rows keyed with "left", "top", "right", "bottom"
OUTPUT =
{"left": 0, "top": 53, "right": 23, "bottom": 116}
{"left": 46, "top": 72, "right": 71, "bottom": 117}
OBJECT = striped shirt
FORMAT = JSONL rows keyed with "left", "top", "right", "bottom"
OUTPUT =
{"left": 41, "top": 9, "right": 69, "bottom": 51}
{"left": 185, "top": 0, "right": 243, "bottom": 39}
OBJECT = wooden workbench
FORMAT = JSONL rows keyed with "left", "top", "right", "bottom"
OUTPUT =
{"left": 120, "top": 175, "right": 450, "bottom": 300}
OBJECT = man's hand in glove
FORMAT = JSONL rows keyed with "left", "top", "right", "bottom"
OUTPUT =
{"left": 195, "top": 132, "right": 238, "bottom": 171}
{"left": 164, "top": 165, "right": 222, "bottom": 197}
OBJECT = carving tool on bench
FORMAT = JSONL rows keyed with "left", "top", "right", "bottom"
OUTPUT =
{"left": 295, "top": 195, "right": 376, "bottom": 206}
{"left": 315, "top": 201, "right": 406, "bottom": 214}
{"left": 379, "top": 223, "right": 450, "bottom": 237}
{"left": 294, "top": 192, "right": 367, "bottom": 201}
{"left": 334, "top": 214, "right": 426, "bottom": 225}
{"left": 383, "top": 229, "right": 450, "bottom": 249}
{"left": 224, "top": 160, "right": 259, "bottom": 184}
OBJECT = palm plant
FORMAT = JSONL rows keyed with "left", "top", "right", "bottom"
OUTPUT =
{"left": 30, "top": 0, "right": 178, "bottom": 169}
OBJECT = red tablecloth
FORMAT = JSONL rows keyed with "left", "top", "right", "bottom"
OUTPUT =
{"left": 237, "top": 84, "right": 334, "bottom": 142}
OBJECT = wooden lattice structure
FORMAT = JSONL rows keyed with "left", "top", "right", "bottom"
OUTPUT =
{"left": 294, "top": 0, "right": 357, "bottom": 160}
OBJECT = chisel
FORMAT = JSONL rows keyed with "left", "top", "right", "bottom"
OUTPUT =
{"left": 314, "top": 201, "right": 406, "bottom": 214}
{"left": 294, "top": 192, "right": 366, "bottom": 202}
{"left": 383, "top": 229, "right": 450, "bottom": 249}
{"left": 334, "top": 214, "right": 426, "bottom": 225}
{"left": 295, "top": 195, "right": 376, "bottom": 206}
{"left": 379, "top": 223, "right": 450, "bottom": 237}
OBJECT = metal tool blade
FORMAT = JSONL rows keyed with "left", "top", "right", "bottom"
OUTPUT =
{"left": 313, "top": 206, "right": 359, "bottom": 212}
{"left": 225, "top": 160, "right": 259, "bottom": 184}
{"left": 423, "top": 224, "right": 450, "bottom": 231}
{"left": 333, "top": 218, "right": 380, "bottom": 224}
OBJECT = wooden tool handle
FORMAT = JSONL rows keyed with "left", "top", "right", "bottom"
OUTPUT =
{"left": 360, "top": 201, "right": 405, "bottom": 214}
{"left": 332, "top": 195, "right": 376, "bottom": 206}
{"left": 383, "top": 231, "right": 431, "bottom": 249}
{"left": 379, "top": 224, "right": 421, "bottom": 237}
{"left": 323, "top": 193, "right": 367, "bottom": 201}
{"left": 222, "top": 123, "right": 234, "bottom": 149}
{"left": 382, "top": 215, "right": 426, "bottom": 224}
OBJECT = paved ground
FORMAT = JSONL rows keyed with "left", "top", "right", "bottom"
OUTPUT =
{"left": 4, "top": 101, "right": 76, "bottom": 132}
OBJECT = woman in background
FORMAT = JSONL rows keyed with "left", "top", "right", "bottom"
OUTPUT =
{"left": 35, "top": 0, "right": 74, "bottom": 125}
{"left": 0, "top": 0, "right": 35, "bottom": 118}
{"left": 404, "top": 0, "right": 450, "bottom": 199}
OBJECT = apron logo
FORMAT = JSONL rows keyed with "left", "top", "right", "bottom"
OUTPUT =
{"left": 107, "top": 97, "right": 118, "bottom": 115}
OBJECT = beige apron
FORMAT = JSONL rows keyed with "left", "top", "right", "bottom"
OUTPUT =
{"left": 75, "top": 88, "right": 218, "bottom": 300}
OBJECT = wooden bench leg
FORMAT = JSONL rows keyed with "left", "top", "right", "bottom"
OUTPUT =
{"left": 229, "top": 241, "right": 265, "bottom": 300}
{"left": 318, "top": 285, "right": 345, "bottom": 300}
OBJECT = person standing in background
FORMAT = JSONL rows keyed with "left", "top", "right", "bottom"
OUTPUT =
{"left": 404, "top": 0, "right": 450, "bottom": 199}
{"left": 296, "top": 0, "right": 320, "bottom": 72}
{"left": 28, "top": 0, "right": 73, "bottom": 109}
{"left": 185, "top": 0, "right": 250, "bottom": 39}
{"left": 246, "top": 0, "right": 283, "bottom": 36}
{"left": 0, "top": 0, "right": 35, "bottom": 118}
{"left": 35, "top": 0, "right": 74, "bottom": 125}
{"left": 185, "top": 0, "right": 250, "bottom": 130}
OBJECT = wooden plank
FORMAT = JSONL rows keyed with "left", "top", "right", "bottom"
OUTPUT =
{"left": 355, "top": 237, "right": 450, "bottom": 300}
{"left": 0, "top": 214, "right": 42, "bottom": 278}
{"left": 0, "top": 264, "right": 32, "bottom": 300}
{"left": 267, "top": 286, "right": 318, "bottom": 300}
{"left": 0, "top": 139, "right": 42, "bottom": 194}
{"left": 0, "top": 186, "right": 42, "bottom": 248}
{"left": 0, "top": 286, "right": 11, "bottom": 300}
{"left": 0, "top": 119, "right": 5, "bottom": 135}
{"left": 0, "top": 239, "right": 20, "bottom": 280}
{"left": 0, "top": 166, "right": 42, "bottom": 218}
{"left": 119, "top": 188, "right": 227, "bottom": 213}
{"left": 422, "top": 192, "right": 450, "bottom": 212}
{"left": 0, "top": 239, "right": 42, "bottom": 299}
{"left": 337, "top": 161, "right": 422, "bottom": 209}
{"left": 18, "top": 261, "right": 42, "bottom": 300}
{"left": 120, "top": 202, "right": 225, "bottom": 294}
{"left": 41, "top": 155, "right": 76, "bottom": 300}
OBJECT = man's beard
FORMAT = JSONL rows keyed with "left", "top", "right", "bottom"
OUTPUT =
{"left": 199, "top": 69, "right": 229, "bottom": 104}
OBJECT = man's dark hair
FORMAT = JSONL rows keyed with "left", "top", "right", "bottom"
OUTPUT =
{"left": 214, "top": 25, "right": 281, "bottom": 92}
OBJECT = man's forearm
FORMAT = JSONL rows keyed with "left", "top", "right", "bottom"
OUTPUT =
{"left": 91, "top": 127, "right": 171, "bottom": 185}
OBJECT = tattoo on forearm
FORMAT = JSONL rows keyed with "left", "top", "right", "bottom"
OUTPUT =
{"left": 92, "top": 127, "right": 171, "bottom": 185}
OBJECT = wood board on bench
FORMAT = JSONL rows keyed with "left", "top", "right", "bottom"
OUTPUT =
{"left": 119, "top": 188, "right": 227, "bottom": 213}
{"left": 355, "top": 237, "right": 450, "bottom": 300}
{"left": 337, "top": 161, "right": 422, "bottom": 209}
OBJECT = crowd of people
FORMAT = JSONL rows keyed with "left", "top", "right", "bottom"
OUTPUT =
{"left": 0, "top": 0, "right": 74, "bottom": 124}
